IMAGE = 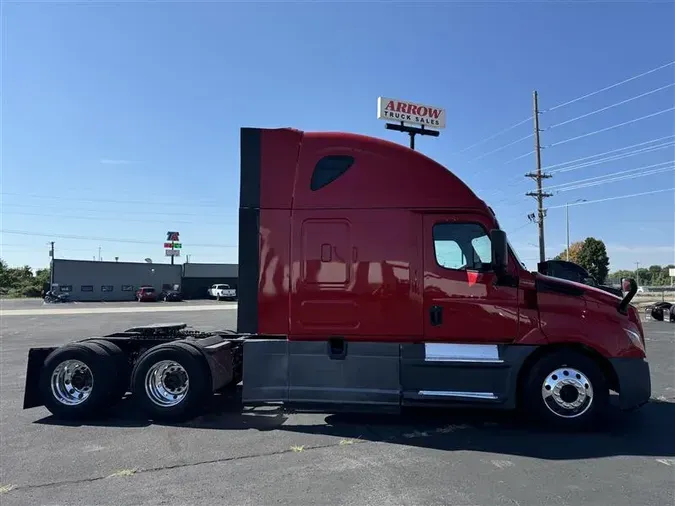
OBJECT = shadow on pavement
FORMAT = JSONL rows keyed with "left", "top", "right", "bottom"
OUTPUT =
{"left": 34, "top": 388, "right": 675, "bottom": 461}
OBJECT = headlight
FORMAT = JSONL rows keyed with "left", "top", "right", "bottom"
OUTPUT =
{"left": 624, "top": 328, "right": 645, "bottom": 352}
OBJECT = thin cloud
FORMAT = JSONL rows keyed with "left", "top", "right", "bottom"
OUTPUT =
{"left": 99, "top": 159, "right": 138, "bottom": 165}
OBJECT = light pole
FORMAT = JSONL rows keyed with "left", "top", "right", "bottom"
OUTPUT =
{"left": 566, "top": 199, "right": 587, "bottom": 260}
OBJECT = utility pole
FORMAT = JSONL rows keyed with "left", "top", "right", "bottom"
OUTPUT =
{"left": 635, "top": 261, "right": 640, "bottom": 286}
{"left": 98, "top": 246, "right": 102, "bottom": 262}
{"left": 49, "top": 241, "right": 55, "bottom": 288}
{"left": 525, "top": 90, "right": 553, "bottom": 264}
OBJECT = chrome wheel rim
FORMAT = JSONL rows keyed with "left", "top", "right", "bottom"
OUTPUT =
{"left": 541, "top": 367, "right": 593, "bottom": 419}
{"left": 51, "top": 359, "right": 94, "bottom": 406}
{"left": 144, "top": 360, "right": 189, "bottom": 407}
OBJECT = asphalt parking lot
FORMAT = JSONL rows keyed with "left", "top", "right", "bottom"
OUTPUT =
{"left": 1, "top": 305, "right": 673, "bottom": 506}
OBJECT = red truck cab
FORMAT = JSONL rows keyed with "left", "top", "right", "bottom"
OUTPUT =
{"left": 236, "top": 127, "right": 650, "bottom": 429}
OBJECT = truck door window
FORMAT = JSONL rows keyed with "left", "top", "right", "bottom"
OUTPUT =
{"left": 310, "top": 155, "right": 355, "bottom": 191}
{"left": 433, "top": 223, "right": 492, "bottom": 271}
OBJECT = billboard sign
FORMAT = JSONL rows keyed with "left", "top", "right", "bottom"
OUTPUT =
{"left": 377, "top": 97, "right": 446, "bottom": 129}
{"left": 165, "top": 249, "right": 181, "bottom": 257}
{"left": 166, "top": 231, "right": 180, "bottom": 242}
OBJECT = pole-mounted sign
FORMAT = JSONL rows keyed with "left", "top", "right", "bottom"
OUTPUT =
{"left": 377, "top": 96, "right": 445, "bottom": 150}
{"left": 164, "top": 231, "right": 181, "bottom": 264}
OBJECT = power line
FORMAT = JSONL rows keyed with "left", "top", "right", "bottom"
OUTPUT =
{"left": 547, "top": 165, "right": 674, "bottom": 193}
{"left": 502, "top": 150, "right": 535, "bottom": 165}
{"left": 546, "top": 82, "right": 675, "bottom": 130}
{"left": 1, "top": 210, "right": 232, "bottom": 226}
{"left": 463, "top": 132, "right": 534, "bottom": 163}
{"left": 545, "top": 61, "right": 675, "bottom": 112}
{"left": 1, "top": 243, "right": 231, "bottom": 259}
{"left": 548, "top": 141, "right": 675, "bottom": 175}
{"left": 0, "top": 192, "right": 226, "bottom": 208}
{"left": 546, "top": 106, "right": 675, "bottom": 148}
{"left": 554, "top": 167, "right": 674, "bottom": 192}
{"left": 542, "top": 135, "right": 675, "bottom": 171}
{"left": 453, "top": 116, "right": 532, "bottom": 155}
{"left": 545, "top": 161, "right": 675, "bottom": 190}
{"left": 1, "top": 202, "right": 237, "bottom": 218}
{"left": 0, "top": 229, "right": 237, "bottom": 248}
{"left": 546, "top": 188, "right": 674, "bottom": 209}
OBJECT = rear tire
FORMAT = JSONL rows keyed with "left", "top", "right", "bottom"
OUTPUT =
{"left": 39, "top": 342, "right": 118, "bottom": 420}
{"left": 82, "top": 339, "right": 130, "bottom": 401}
{"left": 131, "top": 342, "right": 211, "bottom": 423}
{"left": 521, "top": 350, "right": 609, "bottom": 431}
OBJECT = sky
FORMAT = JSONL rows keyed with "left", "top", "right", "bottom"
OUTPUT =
{"left": 1, "top": 0, "right": 674, "bottom": 274}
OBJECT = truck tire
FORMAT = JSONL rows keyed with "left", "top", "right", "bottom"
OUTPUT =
{"left": 39, "top": 342, "right": 119, "bottom": 420}
{"left": 130, "top": 342, "right": 211, "bottom": 423}
{"left": 520, "top": 350, "right": 609, "bottom": 431}
{"left": 82, "top": 339, "right": 130, "bottom": 401}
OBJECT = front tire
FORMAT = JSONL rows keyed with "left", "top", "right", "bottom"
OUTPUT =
{"left": 131, "top": 343, "right": 211, "bottom": 423}
{"left": 521, "top": 350, "right": 609, "bottom": 431}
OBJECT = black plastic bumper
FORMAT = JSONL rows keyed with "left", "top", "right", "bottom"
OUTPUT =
{"left": 609, "top": 357, "right": 652, "bottom": 410}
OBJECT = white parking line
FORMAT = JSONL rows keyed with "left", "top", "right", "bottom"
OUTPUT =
{"left": 0, "top": 304, "right": 237, "bottom": 317}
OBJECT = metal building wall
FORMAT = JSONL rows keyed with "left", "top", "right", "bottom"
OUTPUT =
{"left": 52, "top": 259, "right": 182, "bottom": 301}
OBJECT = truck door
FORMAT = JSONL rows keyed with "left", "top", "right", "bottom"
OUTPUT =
{"left": 422, "top": 214, "right": 519, "bottom": 343}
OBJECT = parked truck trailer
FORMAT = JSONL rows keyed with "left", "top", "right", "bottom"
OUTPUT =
{"left": 22, "top": 127, "right": 651, "bottom": 430}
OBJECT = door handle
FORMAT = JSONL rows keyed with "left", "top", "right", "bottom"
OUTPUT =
{"left": 429, "top": 305, "right": 443, "bottom": 326}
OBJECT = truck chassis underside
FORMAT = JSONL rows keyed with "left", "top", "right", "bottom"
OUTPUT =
{"left": 23, "top": 322, "right": 649, "bottom": 428}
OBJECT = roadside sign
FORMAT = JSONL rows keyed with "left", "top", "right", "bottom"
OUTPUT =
{"left": 669, "top": 268, "right": 675, "bottom": 277}
{"left": 165, "top": 249, "right": 180, "bottom": 257}
{"left": 166, "top": 231, "right": 180, "bottom": 242}
{"left": 377, "top": 97, "right": 446, "bottom": 129}
{"left": 164, "top": 242, "right": 182, "bottom": 249}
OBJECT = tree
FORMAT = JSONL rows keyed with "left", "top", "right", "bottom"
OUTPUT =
{"left": 554, "top": 241, "right": 583, "bottom": 264}
{"left": 0, "top": 258, "right": 50, "bottom": 298}
{"left": 576, "top": 238, "right": 610, "bottom": 284}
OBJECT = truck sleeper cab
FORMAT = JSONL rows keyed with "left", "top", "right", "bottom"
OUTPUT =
{"left": 237, "top": 127, "right": 650, "bottom": 429}
{"left": 21, "top": 127, "right": 651, "bottom": 430}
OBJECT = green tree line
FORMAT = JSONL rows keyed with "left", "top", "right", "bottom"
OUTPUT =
{"left": 0, "top": 259, "right": 50, "bottom": 298}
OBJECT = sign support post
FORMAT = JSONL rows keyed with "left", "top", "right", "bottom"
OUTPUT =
{"left": 385, "top": 122, "right": 439, "bottom": 150}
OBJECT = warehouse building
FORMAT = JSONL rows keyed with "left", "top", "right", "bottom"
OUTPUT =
{"left": 51, "top": 259, "right": 237, "bottom": 302}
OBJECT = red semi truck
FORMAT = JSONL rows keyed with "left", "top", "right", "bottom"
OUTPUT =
{"left": 22, "top": 127, "right": 650, "bottom": 430}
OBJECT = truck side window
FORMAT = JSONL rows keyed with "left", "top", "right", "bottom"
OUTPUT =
{"left": 433, "top": 223, "right": 492, "bottom": 271}
{"left": 310, "top": 155, "right": 355, "bottom": 191}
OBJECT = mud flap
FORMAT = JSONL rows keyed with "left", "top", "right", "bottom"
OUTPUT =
{"left": 23, "top": 347, "right": 56, "bottom": 409}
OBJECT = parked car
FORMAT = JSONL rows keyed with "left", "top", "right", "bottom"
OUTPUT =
{"left": 207, "top": 283, "right": 237, "bottom": 300}
{"left": 135, "top": 286, "right": 158, "bottom": 302}
{"left": 160, "top": 289, "right": 183, "bottom": 302}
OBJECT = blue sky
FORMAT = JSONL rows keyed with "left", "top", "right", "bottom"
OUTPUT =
{"left": 2, "top": 0, "right": 674, "bottom": 273}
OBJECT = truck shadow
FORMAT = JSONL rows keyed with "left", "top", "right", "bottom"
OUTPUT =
{"left": 35, "top": 392, "right": 675, "bottom": 461}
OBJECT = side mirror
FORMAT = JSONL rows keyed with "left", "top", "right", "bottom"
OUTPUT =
{"left": 490, "top": 229, "right": 508, "bottom": 276}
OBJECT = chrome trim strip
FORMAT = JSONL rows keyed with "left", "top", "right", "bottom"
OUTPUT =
{"left": 424, "top": 343, "right": 503, "bottom": 363}
{"left": 418, "top": 390, "right": 498, "bottom": 400}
